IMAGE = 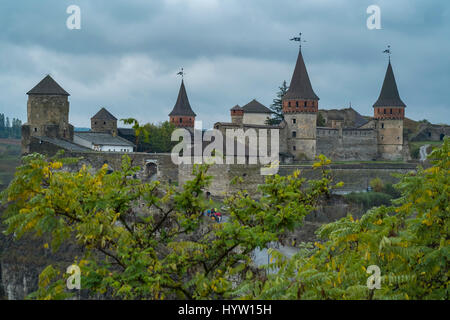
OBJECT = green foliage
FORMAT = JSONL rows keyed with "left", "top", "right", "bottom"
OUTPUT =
{"left": 0, "top": 152, "right": 336, "bottom": 299}
{"left": 2, "top": 139, "right": 449, "bottom": 300}
{"left": 121, "top": 118, "right": 176, "bottom": 153}
{"left": 370, "top": 177, "right": 384, "bottom": 192}
{"left": 0, "top": 113, "right": 21, "bottom": 139}
{"left": 345, "top": 192, "right": 393, "bottom": 210}
{"left": 238, "top": 137, "right": 449, "bottom": 300}
{"left": 316, "top": 112, "right": 326, "bottom": 127}
{"left": 267, "top": 81, "right": 288, "bottom": 125}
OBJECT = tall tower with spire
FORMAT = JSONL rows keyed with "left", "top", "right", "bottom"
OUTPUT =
{"left": 168, "top": 79, "right": 196, "bottom": 128}
{"left": 373, "top": 59, "right": 406, "bottom": 160}
{"left": 22, "top": 75, "right": 74, "bottom": 154}
{"left": 282, "top": 35, "right": 319, "bottom": 160}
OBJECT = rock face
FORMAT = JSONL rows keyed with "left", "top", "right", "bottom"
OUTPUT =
{"left": 0, "top": 224, "right": 83, "bottom": 300}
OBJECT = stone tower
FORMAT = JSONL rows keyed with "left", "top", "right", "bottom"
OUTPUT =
{"left": 21, "top": 75, "right": 74, "bottom": 154}
{"left": 230, "top": 105, "right": 243, "bottom": 125}
{"left": 282, "top": 47, "right": 319, "bottom": 160}
{"left": 169, "top": 79, "right": 196, "bottom": 128}
{"left": 373, "top": 60, "right": 406, "bottom": 160}
{"left": 91, "top": 107, "right": 118, "bottom": 136}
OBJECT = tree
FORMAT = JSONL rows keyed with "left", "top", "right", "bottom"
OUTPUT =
{"left": 267, "top": 81, "right": 288, "bottom": 125}
{"left": 238, "top": 138, "right": 449, "bottom": 300}
{"left": 121, "top": 119, "right": 176, "bottom": 153}
{"left": 2, "top": 139, "right": 448, "bottom": 300}
{"left": 0, "top": 151, "right": 337, "bottom": 299}
{"left": 317, "top": 112, "right": 326, "bottom": 127}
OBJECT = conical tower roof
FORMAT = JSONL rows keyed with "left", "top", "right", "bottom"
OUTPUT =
{"left": 283, "top": 49, "right": 319, "bottom": 100}
{"left": 27, "top": 75, "right": 70, "bottom": 96}
{"left": 169, "top": 80, "right": 196, "bottom": 117}
{"left": 373, "top": 61, "right": 406, "bottom": 108}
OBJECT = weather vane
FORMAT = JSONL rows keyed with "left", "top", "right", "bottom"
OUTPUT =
{"left": 290, "top": 32, "right": 307, "bottom": 50}
{"left": 177, "top": 68, "right": 185, "bottom": 79}
{"left": 383, "top": 45, "right": 391, "bottom": 60}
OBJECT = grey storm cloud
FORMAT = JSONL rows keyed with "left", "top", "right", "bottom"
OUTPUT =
{"left": 0, "top": 0, "right": 448, "bottom": 128}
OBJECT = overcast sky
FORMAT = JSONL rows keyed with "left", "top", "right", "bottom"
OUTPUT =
{"left": 0, "top": 0, "right": 448, "bottom": 128}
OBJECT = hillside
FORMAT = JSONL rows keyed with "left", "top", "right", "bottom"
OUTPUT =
{"left": 0, "top": 139, "right": 21, "bottom": 192}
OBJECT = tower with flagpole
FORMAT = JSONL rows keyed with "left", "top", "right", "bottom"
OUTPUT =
{"left": 373, "top": 45, "right": 406, "bottom": 160}
{"left": 282, "top": 33, "right": 320, "bottom": 160}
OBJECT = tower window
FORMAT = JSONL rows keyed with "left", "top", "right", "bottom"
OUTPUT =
{"left": 304, "top": 101, "right": 307, "bottom": 107}
{"left": 94, "top": 122, "right": 97, "bottom": 125}
{"left": 292, "top": 131, "right": 296, "bottom": 138}
{"left": 390, "top": 109, "right": 392, "bottom": 114}
{"left": 384, "top": 109, "right": 386, "bottom": 114}
{"left": 34, "top": 128, "right": 37, "bottom": 132}
{"left": 293, "top": 146, "right": 296, "bottom": 151}
{"left": 292, "top": 118, "right": 296, "bottom": 124}
{"left": 296, "top": 101, "right": 299, "bottom": 108}
{"left": 179, "top": 118, "right": 182, "bottom": 123}
{"left": 381, "top": 123, "right": 384, "bottom": 128}
{"left": 288, "top": 101, "right": 291, "bottom": 107}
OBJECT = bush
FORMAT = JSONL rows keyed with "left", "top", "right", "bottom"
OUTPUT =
{"left": 382, "top": 183, "right": 401, "bottom": 199}
{"left": 369, "top": 177, "right": 384, "bottom": 192}
{"left": 411, "top": 146, "right": 420, "bottom": 159}
{"left": 345, "top": 191, "right": 392, "bottom": 210}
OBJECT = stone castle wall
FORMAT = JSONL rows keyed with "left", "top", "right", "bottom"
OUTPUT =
{"left": 316, "top": 128, "right": 378, "bottom": 161}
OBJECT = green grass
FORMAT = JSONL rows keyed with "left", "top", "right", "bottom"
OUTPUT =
{"left": 0, "top": 142, "right": 21, "bottom": 191}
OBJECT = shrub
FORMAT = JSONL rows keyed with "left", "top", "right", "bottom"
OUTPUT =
{"left": 369, "top": 177, "right": 384, "bottom": 192}
{"left": 345, "top": 191, "right": 392, "bottom": 210}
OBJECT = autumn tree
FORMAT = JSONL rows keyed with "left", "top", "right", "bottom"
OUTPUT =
{"left": 1, "top": 151, "right": 336, "bottom": 299}
{"left": 238, "top": 138, "right": 449, "bottom": 300}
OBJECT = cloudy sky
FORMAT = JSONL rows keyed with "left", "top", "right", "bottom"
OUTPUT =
{"left": 0, "top": 0, "right": 448, "bottom": 128}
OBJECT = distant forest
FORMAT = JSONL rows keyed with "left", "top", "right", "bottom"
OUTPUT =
{"left": 0, "top": 113, "right": 21, "bottom": 139}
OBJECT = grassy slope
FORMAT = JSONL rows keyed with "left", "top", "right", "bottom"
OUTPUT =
{"left": 0, "top": 140, "right": 21, "bottom": 192}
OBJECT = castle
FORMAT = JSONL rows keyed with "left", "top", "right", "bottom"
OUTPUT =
{"left": 167, "top": 46, "right": 409, "bottom": 162}
{"left": 22, "top": 44, "right": 410, "bottom": 168}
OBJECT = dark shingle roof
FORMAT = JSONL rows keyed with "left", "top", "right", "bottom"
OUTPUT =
{"left": 74, "top": 132, "right": 135, "bottom": 147}
{"left": 37, "top": 136, "right": 90, "bottom": 152}
{"left": 169, "top": 80, "right": 196, "bottom": 117}
{"left": 27, "top": 75, "right": 70, "bottom": 96}
{"left": 373, "top": 61, "right": 406, "bottom": 108}
{"left": 230, "top": 104, "right": 243, "bottom": 111}
{"left": 92, "top": 107, "right": 117, "bottom": 120}
{"left": 241, "top": 99, "right": 272, "bottom": 114}
{"left": 283, "top": 49, "right": 319, "bottom": 100}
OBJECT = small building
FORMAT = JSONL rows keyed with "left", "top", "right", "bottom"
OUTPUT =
{"left": 241, "top": 99, "right": 272, "bottom": 126}
{"left": 74, "top": 131, "right": 135, "bottom": 152}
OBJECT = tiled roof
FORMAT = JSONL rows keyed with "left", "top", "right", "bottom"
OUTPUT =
{"left": 74, "top": 132, "right": 135, "bottom": 147}
{"left": 92, "top": 108, "right": 117, "bottom": 120}
{"left": 241, "top": 99, "right": 272, "bottom": 114}
{"left": 27, "top": 75, "right": 70, "bottom": 96}
{"left": 169, "top": 80, "right": 196, "bottom": 117}
{"left": 283, "top": 49, "right": 319, "bottom": 100}
{"left": 373, "top": 61, "right": 406, "bottom": 108}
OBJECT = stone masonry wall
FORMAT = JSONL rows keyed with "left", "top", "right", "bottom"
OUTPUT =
{"left": 317, "top": 128, "right": 377, "bottom": 161}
